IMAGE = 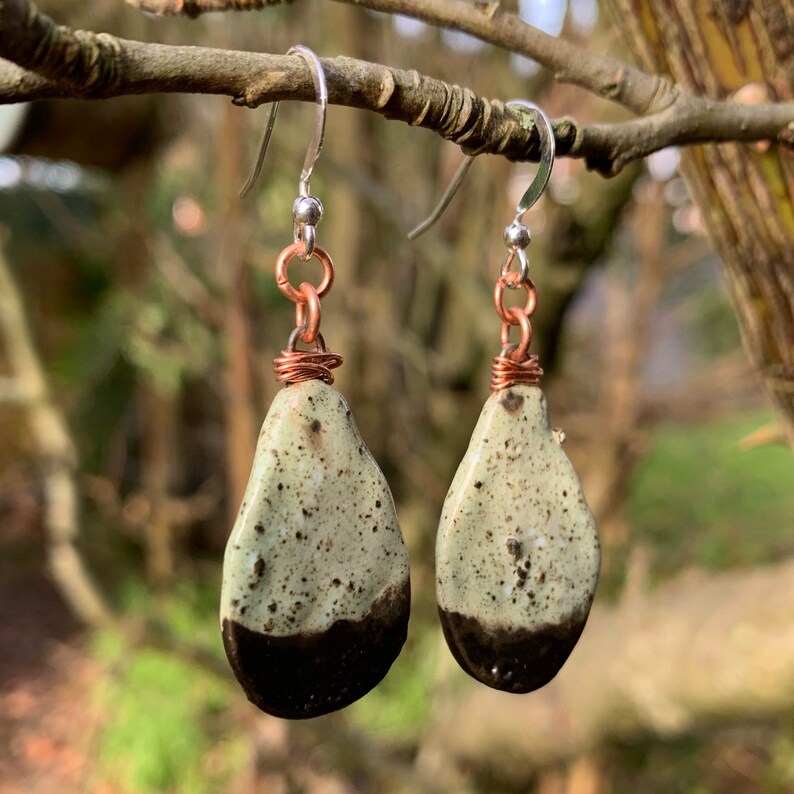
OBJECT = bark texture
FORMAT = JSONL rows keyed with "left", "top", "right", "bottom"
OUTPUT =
{"left": 605, "top": 0, "right": 794, "bottom": 446}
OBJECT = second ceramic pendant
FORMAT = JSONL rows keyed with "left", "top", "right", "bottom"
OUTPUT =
{"left": 413, "top": 100, "right": 600, "bottom": 693}
{"left": 435, "top": 384, "right": 599, "bottom": 692}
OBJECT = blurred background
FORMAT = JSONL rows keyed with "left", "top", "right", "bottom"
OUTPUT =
{"left": 1, "top": 1, "right": 793, "bottom": 792}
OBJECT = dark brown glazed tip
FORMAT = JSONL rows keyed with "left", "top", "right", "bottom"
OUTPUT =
{"left": 222, "top": 578, "right": 410, "bottom": 719}
{"left": 438, "top": 607, "right": 589, "bottom": 693}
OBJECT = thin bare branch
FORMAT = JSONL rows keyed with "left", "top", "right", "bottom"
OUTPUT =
{"left": 338, "top": 0, "right": 678, "bottom": 115}
{"left": 0, "top": 237, "right": 113, "bottom": 627}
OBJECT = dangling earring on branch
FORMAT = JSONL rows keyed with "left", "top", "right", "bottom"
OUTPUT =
{"left": 221, "top": 46, "right": 410, "bottom": 719}
{"left": 410, "top": 101, "right": 600, "bottom": 693}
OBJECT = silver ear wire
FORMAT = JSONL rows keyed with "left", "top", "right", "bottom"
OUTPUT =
{"left": 239, "top": 97, "right": 280, "bottom": 200}
{"left": 290, "top": 45, "right": 327, "bottom": 200}
{"left": 240, "top": 45, "right": 328, "bottom": 200}
{"left": 407, "top": 101, "right": 556, "bottom": 240}
{"left": 240, "top": 46, "right": 328, "bottom": 258}
{"left": 406, "top": 155, "right": 476, "bottom": 241}
{"left": 507, "top": 100, "right": 555, "bottom": 223}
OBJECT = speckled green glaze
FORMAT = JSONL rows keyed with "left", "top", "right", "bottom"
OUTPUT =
{"left": 221, "top": 379, "right": 410, "bottom": 719}
{"left": 436, "top": 384, "right": 599, "bottom": 693}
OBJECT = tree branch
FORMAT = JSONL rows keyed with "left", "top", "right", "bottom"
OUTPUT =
{"left": 580, "top": 101, "right": 794, "bottom": 174}
{"left": 317, "top": 0, "right": 683, "bottom": 116}
{"left": 127, "top": 0, "right": 282, "bottom": 18}
{"left": 129, "top": 0, "right": 673, "bottom": 115}
{"left": 131, "top": 0, "right": 288, "bottom": 16}
{"left": 0, "top": 0, "right": 792, "bottom": 174}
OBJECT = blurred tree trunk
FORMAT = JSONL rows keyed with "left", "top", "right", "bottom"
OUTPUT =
{"left": 605, "top": 0, "right": 794, "bottom": 449}
{"left": 141, "top": 387, "right": 178, "bottom": 585}
{"left": 218, "top": 101, "right": 256, "bottom": 515}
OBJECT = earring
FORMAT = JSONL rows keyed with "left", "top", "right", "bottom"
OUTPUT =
{"left": 221, "top": 46, "right": 410, "bottom": 720}
{"left": 411, "top": 102, "right": 600, "bottom": 693}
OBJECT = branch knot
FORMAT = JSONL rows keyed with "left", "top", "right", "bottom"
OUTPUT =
{"left": 6, "top": 0, "right": 123, "bottom": 95}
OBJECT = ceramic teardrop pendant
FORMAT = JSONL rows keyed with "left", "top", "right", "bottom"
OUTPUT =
{"left": 436, "top": 384, "right": 599, "bottom": 693}
{"left": 221, "top": 379, "right": 410, "bottom": 719}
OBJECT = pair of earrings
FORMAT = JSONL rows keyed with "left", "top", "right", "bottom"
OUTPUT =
{"left": 220, "top": 48, "right": 600, "bottom": 720}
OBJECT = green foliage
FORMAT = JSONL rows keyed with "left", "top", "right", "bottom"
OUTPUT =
{"left": 93, "top": 640, "right": 240, "bottom": 793}
{"left": 689, "top": 288, "right": 742, "bottom": 357}
{"left": 348, "top": 629, "right": 439, "bottom": 740}
{"left": 767, "top": 724, "right": 794, "bottom": 792}
{"left": 118, "top": 578, "right": 225, "bottom": 654}
{"left": 123, "top": 278, "right": 217, "bottom": 398}
{"left": 608, "top": 721, "right": 794, "bottom": 794}
{"left": 608, "top": 733, "right": 719, "bottom": 794}
{"left": 90, "top": 581, "right": 240, "bottom": 794}
{"left": 629, "top": 410, "right": 794, "bottom": 579}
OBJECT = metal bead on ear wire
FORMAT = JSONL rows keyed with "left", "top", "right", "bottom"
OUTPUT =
{"left": 503, "top": 222, "right": 530, "bottom": 250}
{"left": 411, "top": 101, "right": 600, "bottom": 694}
{"left": 221, "top": 46, "right": 410, "bottom": 720}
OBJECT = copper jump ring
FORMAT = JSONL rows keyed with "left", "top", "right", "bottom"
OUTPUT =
{"left": 294, "top": 282, "right": 321, "bottom": 344}
{"left": 493, "top": 274, "right": 537, "bottom": 325}
{"left": 500, "top": 307, "right": 533, "bottom": 361}
{"left": 275, "top": 242, "right": 335, "bottom": 303}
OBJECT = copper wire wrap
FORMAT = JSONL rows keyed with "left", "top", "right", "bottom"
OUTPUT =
{"left": 491, "top": 273, "right": 543, "bottom": 391}
{"left": 274, "top": 328, "right": 343, "bottom": 385}
{"left": 490, "top": 349, "right": 544, "bottom": 391}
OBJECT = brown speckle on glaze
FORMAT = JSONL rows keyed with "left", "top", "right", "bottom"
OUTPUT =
{"left": 500, "top": 390, "right": 524, "bottom": 414}
{"left": 506, "top": 537, "right": 522, "bottom": 560}
{"left": 436, "top": 384, "right": 599, "bottom": 693}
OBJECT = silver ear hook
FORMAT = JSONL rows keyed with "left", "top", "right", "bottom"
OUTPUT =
{"left": 239, "top": 45, "right": 328, "bottom": 258}
{"left": 507, "top": 100, "right": 555, "bottom": 222}
{"left": 406, "top": 156, "right": 476, "bottom": 241}
{"left": 407, "top": 100, "right": 556, "bottom": 241}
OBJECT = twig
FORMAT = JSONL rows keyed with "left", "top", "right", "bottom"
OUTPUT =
{"left": 326, "top": 0, "right": 673, "bottom": 115}
{"left": 0, "top": 0, "right": 792, "bottom": 173}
